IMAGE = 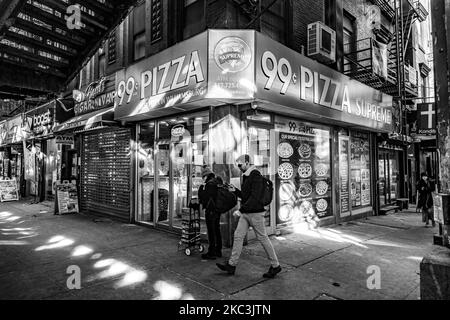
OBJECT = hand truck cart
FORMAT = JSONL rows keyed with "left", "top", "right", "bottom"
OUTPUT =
{"left": 178, "top": 198, "right": 205, "bottom": 256}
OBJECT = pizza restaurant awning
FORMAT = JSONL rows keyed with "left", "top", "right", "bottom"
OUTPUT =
{"left": 53, "top": 106, "right": 116, "bottom": 133}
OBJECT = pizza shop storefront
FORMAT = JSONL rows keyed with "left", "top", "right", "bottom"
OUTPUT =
{"left": 114, "top": 29, "right": 394, "bottom": 238}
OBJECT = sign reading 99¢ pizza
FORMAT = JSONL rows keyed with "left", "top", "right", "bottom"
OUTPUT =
{"left": 276, "top": 130, "right": 332, "bottom": 225}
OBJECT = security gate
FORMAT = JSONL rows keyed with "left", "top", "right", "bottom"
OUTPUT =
{"left": 80, "top": 128, "right": 131, "bottom": 220}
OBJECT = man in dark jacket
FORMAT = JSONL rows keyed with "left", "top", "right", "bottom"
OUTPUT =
{"left": 417, "top": 172, "right": 435, "bottom": 227}
{"left": 198, "top": 167, "right": 222, "bottom": 259}
{"left": 216, "top": 154, "right": 281, "bottom": 278}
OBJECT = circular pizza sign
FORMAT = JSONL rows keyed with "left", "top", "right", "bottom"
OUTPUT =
{"left": 214, "top": 37, "right": 252, "bottom": 73}
{"left": 171, "top": 125, "right": 185, "bottom": 137}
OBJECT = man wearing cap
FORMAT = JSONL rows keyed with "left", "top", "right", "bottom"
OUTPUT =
{"left": 216, "top": 154, "right": 281, "bottom": 278}
{"left": 198, "top": 167, "right": 222, "bottom": 259}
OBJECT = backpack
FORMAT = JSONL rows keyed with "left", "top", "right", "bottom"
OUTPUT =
{"left": 214, "top": 184, "right": 237, "bottom": 214}
{"left": 261, "top": 176, "right": 273, "bottom": 206}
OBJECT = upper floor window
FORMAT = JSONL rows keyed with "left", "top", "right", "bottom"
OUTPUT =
{"left": 99, "top": 53, "right": 106, "bottom": 78}
{"left": 183, "top": 0, "right": 205, "bottom": 40}
{"left": 260, "top": 0, "right": 287, "bottom": 44}
{"left": 133, "top": 3, "right": 146, "bottom": 61}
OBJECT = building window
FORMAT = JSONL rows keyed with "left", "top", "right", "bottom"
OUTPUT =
{"left": 99, "top": 53, "right": 106, "bottom": 77}
{"left": 343, "top": 11, "right": 356, "bottom": 73}
{"left": 183, "top": 0, "right": 205, "bottom": 40}
{"left": 133, "top": 3, "right": 146, "bottom": 61}
{"left": 421, "top": 76, "right": 427, "bottom": 100}
{"left": 151, "top": 0, "right": 163, "bottom": 43}
{"left": 108, "top": 31, "right": 117, "bottom": 64}
{"left": 134, "top": 32, "right": 146, "bottom": 61}
{"left": 260, "top": 0, "right": 287, "bottom": 44}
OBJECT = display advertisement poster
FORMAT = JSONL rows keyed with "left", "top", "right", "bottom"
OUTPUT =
{"left": 0, "top": 179, "right": 19, "bottom": 202}
{"left": 339, "top": 138, "right": 350, "bottom": 216}
{"left": 361, "top": 169, "right": 371, "bottom": 206}
{"left": 350, "top": 135, "right": 371, "bottom": 208}
{"left": 351, "top": 169, "right": 361, "bottom": 207}
{"left": 55, "top": 181, "right": 79, "bottom": 215}
{"left": 207, "top": 30, "right": 255, "bottom": 100}
{"left": 275, "top": 127, "right": 332, "bottom": 226}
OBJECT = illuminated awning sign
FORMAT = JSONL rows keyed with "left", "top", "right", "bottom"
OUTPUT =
{"left": 255, "top": 32, "right": 393, "bottom": 132}
{"left": 73, "top": 77, "right": 115, "bottom": 116}
{"left": 115, "top": 32, "right": 208, "bottom": 120}
{"left": 114, "top": 30, "right": 393, "bottom": 132}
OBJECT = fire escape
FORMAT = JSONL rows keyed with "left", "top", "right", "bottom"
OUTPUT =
{"left": 344, "top": 0, "right": 428, "bottom": 138}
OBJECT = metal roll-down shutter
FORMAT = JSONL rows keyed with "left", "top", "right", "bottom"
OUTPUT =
{"left": 80, "top": 127, "right": 131, "bottom": 220}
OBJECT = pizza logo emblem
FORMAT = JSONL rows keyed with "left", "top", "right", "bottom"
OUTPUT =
{"left": 214, "top": 37, "right": 252, "bottom": 73}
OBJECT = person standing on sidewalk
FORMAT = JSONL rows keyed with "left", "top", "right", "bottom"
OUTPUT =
{"left": 198, "top": 167, "right": 222, "bottom": 259}
{"left": 216, "top": 154, "right": 281, "bottom": 278}
{"left": 417, "top": 172, "right": 435, "bottom": 227}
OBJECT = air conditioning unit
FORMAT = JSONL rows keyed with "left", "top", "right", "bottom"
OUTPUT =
{"left": 307, "top": 21, "right": 336, "bottom": 64}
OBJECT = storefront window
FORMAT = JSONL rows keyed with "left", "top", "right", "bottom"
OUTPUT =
{"left": 137, "top": 122, "right": 155, "bottom": 223}
{"left": 378, "top": 148, "right": 401, "bottom": 206}
{"left": 154, "top": 112, "right": 209, "bottom": 230}
{"left": 274, "top": 117, "right": 332, "bottom": 227}
{"left": 350, "top": 132, "right": 371, "bottom": 209}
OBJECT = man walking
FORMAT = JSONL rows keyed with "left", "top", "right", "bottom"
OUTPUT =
{"left": 216, "top": 154, "right": 281, "bottom": 278}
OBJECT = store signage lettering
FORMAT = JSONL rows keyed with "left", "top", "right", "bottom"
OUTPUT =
{"left": 260, "top": 50, "right": 392, "bottom": 126}
{"left": 56, "top": 135, "right": 74, "bottom": 144}
{"left": 74, "top": 91, "right": 116, "bottom": 115}
{"left": 288, "top": 121, "right": 315, "bottom": 135}
{"left": 33, "top": 110, "right": 52, "bottom": 131}
{"left": 117, "top": 51, "right": 205, "bottom": 107}
{"left": 74, "top": 78, "right": 115, "bottom": 115}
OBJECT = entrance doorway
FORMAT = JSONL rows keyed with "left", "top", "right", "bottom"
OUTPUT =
{"left": 378, "top": 149, "right": 401, "bottom": 206}
{"left": 246, "top": 121, "right": 275, "bottom": 236}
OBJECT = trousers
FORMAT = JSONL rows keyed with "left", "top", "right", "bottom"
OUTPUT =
{"left": 229, "top": 211, "right": 279, "bottom": 268}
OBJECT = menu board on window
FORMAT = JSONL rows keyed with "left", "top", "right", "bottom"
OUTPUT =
{"left": 350, "top": 135, "right": 371, "bottom": 208}
{"left": 0, "top": 179, "right": 19, "bottom": 202}
{"left": 361, "top": 169, "right": 371, "bottom": 206}
{"left": 339, "top": 138, "right": 350, "bottom": 215}
{"left": 275, "top": 129, "right": 332, "bottom": 225}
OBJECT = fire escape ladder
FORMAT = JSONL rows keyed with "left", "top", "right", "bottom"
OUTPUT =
{"left": 402, "top": 8, "right": 415, "bottom": 61}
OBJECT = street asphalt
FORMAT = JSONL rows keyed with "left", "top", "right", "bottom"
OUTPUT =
{"left": 0, "top": 199, "right": 437, "bottom": 300}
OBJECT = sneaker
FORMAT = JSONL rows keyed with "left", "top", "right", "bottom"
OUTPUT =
{"left": 201, "top": 253, "right": 216, "bottom": 260}
{"left": 263, "top": 265, "right": 282, "bottom": 278}
{"left": 216, "top": 262, "right": 236, "bottom": 275}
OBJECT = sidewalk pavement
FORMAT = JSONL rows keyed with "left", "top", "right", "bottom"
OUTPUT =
{"left": 0, "top": 200, "right": 437, "bottom": 300}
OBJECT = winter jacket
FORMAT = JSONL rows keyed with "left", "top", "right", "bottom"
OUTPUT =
{"left": 234, "top": 167, "right": 265, "bottom": 214}
{"left": 417, "top": 179, "right": 433, "bottom": 209}
{"left": 198, "top": 177, "right": 218, "bottom": 213}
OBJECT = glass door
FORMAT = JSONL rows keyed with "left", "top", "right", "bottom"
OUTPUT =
{"left": 247, "top": 122, "right": 274, "bottom": 235}
{"left": 154, "top": 113, "right": 210, "bottom": 231}
{"left": 378, "top": 151, "right": 388, "bottom": 206}
{"left": 155, "top": 137, "right": 171, "bottom": 227}
{"left": 137, "top": 122, "right": 156, "bottom": 224}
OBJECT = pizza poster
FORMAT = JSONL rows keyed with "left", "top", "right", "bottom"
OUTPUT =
{"left": 339, "top": 138, "right": 350, "bottom": 215}
{"left": 361, "top": 169, "right": 371, "bottom": 206}
{"left": 55, "top": 181, "right": 79, "bottom": 215}
{"left": 0, "top": 179, "right": 19, "bottom": 202}
{"left": 276, "top": 131, "right": 332, "bottom": 225}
